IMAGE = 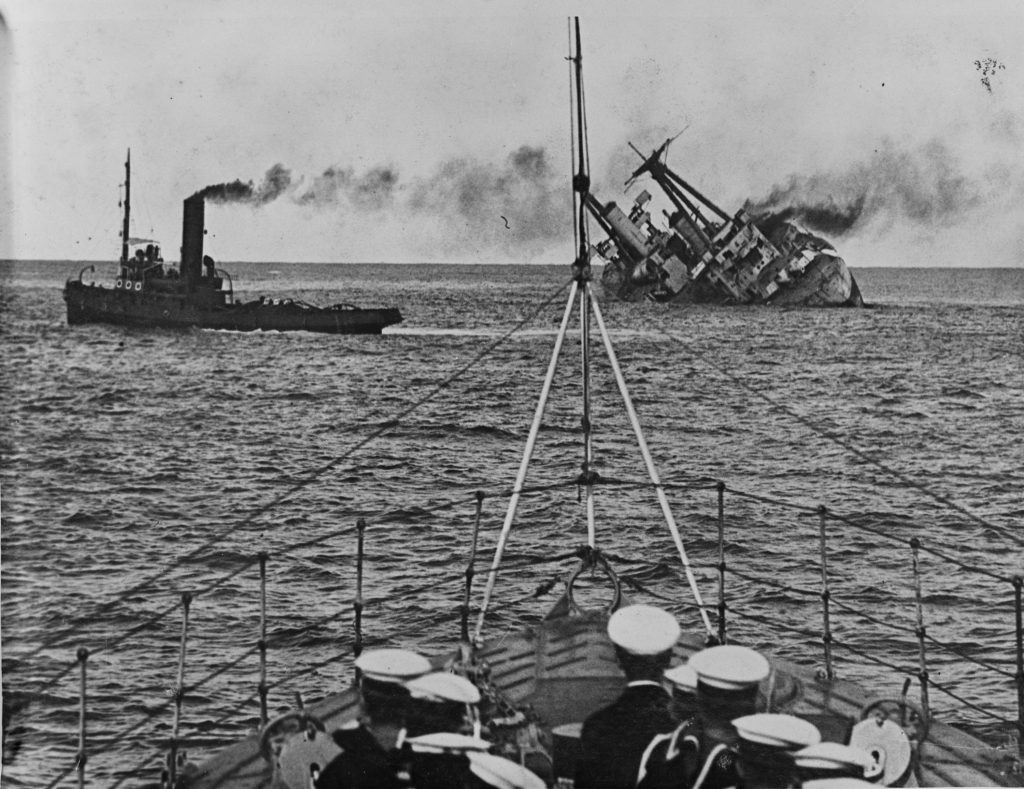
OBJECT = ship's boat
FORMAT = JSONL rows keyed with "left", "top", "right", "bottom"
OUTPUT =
{"left": 38, "top": 20, "right": 1020, "bottom": 789}
{"left": 590, "top": 140, "right": 864, "bottom": 308}
{"left": 62, "top": 155, "right": 403, "bottom": 334}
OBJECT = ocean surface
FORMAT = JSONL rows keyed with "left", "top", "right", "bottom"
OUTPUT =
{"left": 1, "top": 261, "right": 1022, "bottom": 787}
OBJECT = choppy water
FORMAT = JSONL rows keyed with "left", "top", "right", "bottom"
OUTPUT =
{"left": 1, "top": 261, "right": 1022, "bottom": 787}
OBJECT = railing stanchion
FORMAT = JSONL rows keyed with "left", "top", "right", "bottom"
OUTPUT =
{"left": 1012, "top": 574, "right": 1024, "bottom": 759}
{"left": 257, "top": 551, "right": 269, "bottom": 730}
{"left": 354, "top": 518, "right": 366, "bottom": 680}
{"left": 462, "top": 492, "right": 485, "bottom": 643}
{"left": 168, "top": 591, "right": 192, "bottom": 788}
{"left": 818, "top": 505, "right": 834, "bottom": 680}
{"left": 909, "top": 537, "right": 931, "bottom": 722}
{"left": 717, "top": 481, "right": 727, "bottom": 645}
{"left": 76, "top": 647, "right": 89, "bottom": 789}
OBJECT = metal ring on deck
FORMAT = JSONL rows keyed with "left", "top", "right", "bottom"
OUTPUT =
{"left": 134, "top": 282, "right": 142, "bottom": 291}
{"left": 565, "top": 549, "right": 622, "bottom": 616}
{"left": 115, "top": 280, "right": 123, "bottom": 289}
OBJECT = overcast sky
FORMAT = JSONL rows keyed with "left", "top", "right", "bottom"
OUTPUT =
{"left": 1, "top": 0, "right": 1021, "bottom": 266}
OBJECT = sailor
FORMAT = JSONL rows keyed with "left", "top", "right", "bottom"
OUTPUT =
{"left": 731, "top": 713, "right": 821, "bottom": 789}
{"left": 663, "top": 662, "right": 699, "bottom": 724}
{"left": 793, "top": 742, "right": 877, "bottom": 784}
{"left": 401, "top": 671, "right": 491, "bottom": 789}
{"left": 574, "top": 604, "right": 681, "bottom": 789}
{"left": 315, "top": 647, "right": 431, "bottom": 789}
{"left": 403, "top": 731, "right": 490, "bottom": 789}
{"left": 636, "top": 644, "right": 770, "bottom": 789}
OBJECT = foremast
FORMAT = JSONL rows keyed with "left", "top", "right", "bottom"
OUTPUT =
{"left": 472, "top": 18, "right": 714, "bottom": 645}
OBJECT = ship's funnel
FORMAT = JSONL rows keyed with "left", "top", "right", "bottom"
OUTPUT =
{"left": 181, "top": 195, "right": 205, "bottom": 281}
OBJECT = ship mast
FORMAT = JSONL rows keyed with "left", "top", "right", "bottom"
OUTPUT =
{"left": 121, "top": 149, "right": 131, "bottom": 268}
{"left": 570, "top": 17, "right": 598, "bottom": 550}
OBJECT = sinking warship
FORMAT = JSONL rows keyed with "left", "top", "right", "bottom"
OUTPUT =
{"left": 589, "top": 139, "right": 863, "bottom": 307}
{"left": 63, "top": 152, "right": 403, "bottom": 334}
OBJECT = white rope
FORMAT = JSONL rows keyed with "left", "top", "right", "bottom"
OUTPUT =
{"left": 473, "top": 280, "right": 580, "bottom": 644}
{"left": 587, "top": 285, "right": 714, "bottom": 637}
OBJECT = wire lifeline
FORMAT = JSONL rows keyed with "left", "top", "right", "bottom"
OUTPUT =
{"left": 24, "top": 277, "right": 575, "bottom": 667}
{"left": 587, "top": 285, "right": 713, "bottom": 638}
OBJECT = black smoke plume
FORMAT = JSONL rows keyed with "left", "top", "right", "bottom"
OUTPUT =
{"left": 297, "top": 165, "right": 398, "bottom": 210}
{"left": 193, "top": 163, "right": 293, "bottom": 205}
{"left": 744, "top": 139, "right": 980, "bottom": 237}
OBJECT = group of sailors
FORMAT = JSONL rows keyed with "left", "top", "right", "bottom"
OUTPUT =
{"left": 280, "top": 604, "right": 886, "bottom": 789}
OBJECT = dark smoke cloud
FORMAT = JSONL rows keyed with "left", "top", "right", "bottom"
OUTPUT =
{"left": 744, "top": 139, "right": 981, "bottom": 237}
{"left": 193, "top": 163, "right": 293, "bottom": 205}
{"left": 187, "top": 146, "right": 570, "bottom": 258}
{"left": 406, "top": 144, "right": 565, "bottom": 252}
{"left": 296, "top": 165, "right": 398, "bottom": 210}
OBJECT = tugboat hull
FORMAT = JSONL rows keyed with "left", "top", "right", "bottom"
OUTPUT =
{"left": 64, "top": 281, "right": 402, "bottom": 334}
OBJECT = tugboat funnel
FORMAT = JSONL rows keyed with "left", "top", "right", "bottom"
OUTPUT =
{"left": 181, "top": 195, "right": 205, "bottom": 282}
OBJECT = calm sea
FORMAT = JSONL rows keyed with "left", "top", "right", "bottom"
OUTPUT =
{"left": 1, "top": 261, "right": 1022, "bottom": 786}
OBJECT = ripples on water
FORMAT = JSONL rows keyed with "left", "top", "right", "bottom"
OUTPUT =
{"left": 1, "top": 262, "right": 1022, "bottom": 786}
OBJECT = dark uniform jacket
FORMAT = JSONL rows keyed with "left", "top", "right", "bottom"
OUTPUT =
{"left": 635, "top": 717, "right": 740, "bottom": 789}
{"left": 315, "top": 724, "right": 402, "bottom": 789}
{"left": 575, "top": 682, "right": 676, "bottom": 789}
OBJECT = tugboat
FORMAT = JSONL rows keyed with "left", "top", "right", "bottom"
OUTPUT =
{"left": 590, "top": 139, "right": 864, "bottom": 307}
{"left": 62, "top": 152, "right": 403, "bottom": 334}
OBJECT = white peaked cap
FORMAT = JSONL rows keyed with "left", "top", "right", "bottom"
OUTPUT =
{"left": 606, "top": 605, "right": 681, "bottom": 655}
{"left": 663, "top": 663, "right": 698, "bottom": 692}
{"left": 732, "top": 713, "right": 822, "bottom": 750}
{"left": 355, "top": 648, "right": 432, "bottom": 683}
{"left": 801, "top": 780, "right": 877, "bottom": 789}
{"left": 689, "top": 645, "right": 770, "bottom": 690}
{"left": 406, "top": 672, "right": 482, "bottom": 704}
{"left": 468, "top": 752, "right": 547, "bottom": 789}
{"left": 405, "top": 732, "right": 491, "bottom": 754}
{"left": 794, "top": 742, "right": 875, "bottom": 772}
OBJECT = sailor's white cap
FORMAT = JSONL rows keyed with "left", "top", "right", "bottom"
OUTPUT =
{"left": 468, "top": 752, "right": 547, "bottom": 789}
{"left": 405, "top": 732, "right": 491, "bottom": 754}
{"left": 801, "top": 780, "right": 877, "bottom": 789}
{"left": 663, "top": 663, "right": 698, "bottom": 693}
{"left": 794, "top": 742, "right": 874, "bottom": 773}
{"left": 355, "top": 648, "right": 431, "bottom": 683}
{"left": 606, "top": 604, "right": 681, "bottom": 655}
{"left": 689, "top": 645, "right": 769, "bottom": 691}
{"left": 406, "top": 672, "right": 481, "bottom": 704}
{"left": 732, "top": 713, "right": 822, "bottom": 750}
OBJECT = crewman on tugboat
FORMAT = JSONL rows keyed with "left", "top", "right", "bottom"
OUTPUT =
{"left": 636, "top": 644, "right": 770, "bottom": 789}
{"left": 574, "top": 604, "right": 681, "bottom": 789}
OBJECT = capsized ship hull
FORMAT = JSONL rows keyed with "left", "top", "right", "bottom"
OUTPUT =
{"left": 590, "top": 139, "right": 864, "bottom": 308}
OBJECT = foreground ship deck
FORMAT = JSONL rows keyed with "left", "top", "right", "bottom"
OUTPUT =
{"left": 182, "top": 615, "right": 1017, "bottom": 788}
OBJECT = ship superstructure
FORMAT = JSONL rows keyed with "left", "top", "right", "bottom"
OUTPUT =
{"left": 590, "top": 139, "right": 863, "bottom": 307}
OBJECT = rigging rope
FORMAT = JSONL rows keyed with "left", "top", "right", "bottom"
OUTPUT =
{"left": 21, "top": 278, "right": 574, "bottom": 669}
{"left": 657, "top": 330, "right": 1023, "bottom": 549}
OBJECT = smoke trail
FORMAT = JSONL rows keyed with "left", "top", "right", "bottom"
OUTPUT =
{"left": 193, "top": 163, "right": 293, "bottom": 205}
{"left": 406, "top": 144, "right": 565, "bottom": 253}
{"left": 744, "top": 139, "right": 981, "bottom": 237}
{"left": 296, "top": 165, "right": 398, "bottom": 210}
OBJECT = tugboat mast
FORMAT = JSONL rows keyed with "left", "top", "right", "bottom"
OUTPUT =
{"left": 120, "top": 149, "right": 131, "bottom": 269}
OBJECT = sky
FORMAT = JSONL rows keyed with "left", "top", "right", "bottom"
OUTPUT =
{"left": 0, "top": 0, "right": 1022, "bottom": 266}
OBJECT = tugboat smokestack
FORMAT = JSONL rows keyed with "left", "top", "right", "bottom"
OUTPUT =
{"left": 180, "top": 195, "right": 205, "bottom": 282}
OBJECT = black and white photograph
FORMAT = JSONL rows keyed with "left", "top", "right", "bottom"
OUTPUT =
{"left": 1, "top": 1, "right": 1022, "bottom": 787}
